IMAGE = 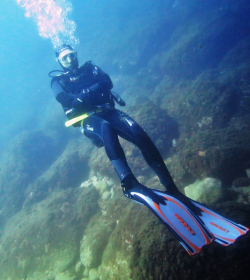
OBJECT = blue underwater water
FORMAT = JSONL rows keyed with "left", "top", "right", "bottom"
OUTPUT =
{"left": 0, "top": 0, "right": 250, "bottom": 279}
{"left": 0, "top": 1, "right": 52, "bottom": 152}
{"left": 0, "top": 0, "right": 249, "bottom": 154}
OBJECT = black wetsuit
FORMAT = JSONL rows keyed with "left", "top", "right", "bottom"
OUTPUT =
{"left": 51, "top": 61, "right": 175, "bottom": 189}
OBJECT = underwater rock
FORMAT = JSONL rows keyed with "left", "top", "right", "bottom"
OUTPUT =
{"left": 82, "top": 268, "right": 89, "bottom": 277}
{"left": 55, "top": 271, "right": 77, "bottom": 280}
{"left": 168, "top": 119, "right": 250, "bottom": 186}
{"left": 99, "top": 252, "right": 131, "bottom": 280}
{"left": 0, "top": 187, "right": 99, "bottom": 280}
{"left": 97, "top": 197, "right": 151, "bottom": 280}
{"left": 88, "top": 268, "right": 99, "bottom": 280}
{"left": 80, "top": 180, "right": 92, "bottom": 188}
{"left": 80, "top": 213, "right": 116, "bottom": 269}
{"left": 94, "top": 180, "right": 110, "bottom": 195}
{"left": 246, "top": 169, "right": 250, "bottom": 178}
{"left": 232, "top": 186, "right": 250, "bottom": 204}
{"left": 184, "top": 177, "right": 223, "bottom": 204}
{"left": 0, "top": 130, "right": 60, "bottom": 229}
{"left": 127, "top": 102, "right": 179, "bottom": 159}
{"left": 75, "top": 261, "right": 83, "bottom": 273}
{"left": 102, "top": 191, "right": 111, "bottom": 201}
{"left": 92, "top": 176, "right": 98, "bottom": 182}
{"left": 197, "top": 116, "right": 213, "bottom": 129}
{"left": 158, "top": 51, "right": 250, "bottom": 184}
{"left": 232, "top": 177, "right": 250, "bottom": 188}
{"left": 24, "top": 139, "right": 91, "bottom": 206}
{"left": 81, "top": 176, "right": 114, "bottom": 199}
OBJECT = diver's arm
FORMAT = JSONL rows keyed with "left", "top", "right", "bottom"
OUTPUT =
{"left": 51, "top": 79, "right": 96, "bottom": 112}
{"left": 70, "top": 65, "right": 114, "bottom": 108}
{"left": 90, "top": 65, "right": 125, "bottom": 106}
{"left": 51, "top": 80, "right": 84, "bottom": 120}
{"left": 51, "top": 79, "right": 76, "bottom": 114}
{"left": 84, "top": 65, "right": 127, "bottom": 106}
{"left": 91, "top": 64, "right": 113, "bottom": 92}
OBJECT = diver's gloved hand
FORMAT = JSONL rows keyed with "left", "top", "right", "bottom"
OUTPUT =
{"left": 72, "top": 91, "right": 89, "bottom": 110}
{"left": 111, "top": 91, "right": 126, "bottom": 107}
{"left": 116, "top": 98, "right": 126, "bottom": 107}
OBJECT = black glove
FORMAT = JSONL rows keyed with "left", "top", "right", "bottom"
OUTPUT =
{"left": 117, "top": 98, "right": 126, "bottom": 107}
{"left": 111, "top": 91, "right": 126, "bottom": 107}
{"left": 72, "top": 89, "right": 90, "bottom": 110}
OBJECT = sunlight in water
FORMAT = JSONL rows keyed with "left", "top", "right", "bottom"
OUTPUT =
{"left": 16, "top": 0, "right": 79, "bottom": 48}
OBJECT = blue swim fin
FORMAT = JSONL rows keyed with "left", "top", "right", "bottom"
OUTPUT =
{"left": 123, "top": 185, "right": 249, "bottom": 255}
{"left": 123, "top": 185, "right": 214, "bottom": 255}
{"left": 191, "top": 200, "right": 249, "bottom": 246}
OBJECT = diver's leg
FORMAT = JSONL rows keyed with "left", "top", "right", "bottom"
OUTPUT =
{"left": 128, "top": 124, "right": 178, "bottom": 193}
{"left": 102, "top": 121, "right": 147, "bottom": 189}
{"left": 82, "top": 115, "right": 140, "bottom": 189}
{"left": 103, "top": 110, "right": 178, "bottom": 193}
{"left": 101, "top": 111, "right": 203, "bottom": 214}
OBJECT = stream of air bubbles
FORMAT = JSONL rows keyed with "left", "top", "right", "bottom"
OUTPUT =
{"left": 17, "top": 0, "right": 79, "bottom": 48}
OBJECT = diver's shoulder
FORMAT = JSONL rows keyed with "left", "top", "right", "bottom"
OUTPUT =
{"left": 79, "top": 60, "right": 94, "bottom": 70}
{"left": 49, "top": 70, "right": 69, "bottom": 87}
{"left": 79, "top": 61, "right": 101, "bottom": 75}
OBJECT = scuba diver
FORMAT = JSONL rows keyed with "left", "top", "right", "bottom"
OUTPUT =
{"left": 50, "top": 44, "right": 248, "bottom": 255}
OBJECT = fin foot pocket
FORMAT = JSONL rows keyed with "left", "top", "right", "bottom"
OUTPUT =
{"left": 123, "top": 184, "right": 166, "bottom": 205}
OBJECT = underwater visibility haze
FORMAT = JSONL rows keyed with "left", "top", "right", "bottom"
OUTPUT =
{"left": 0, "top": 0, "right": 250, "bottom": 279}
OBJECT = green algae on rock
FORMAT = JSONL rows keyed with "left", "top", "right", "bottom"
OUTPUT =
{"left": 184, "top": 177, "right": 223, "bottom": 204}
{"left": 0, "top": 188, "right": 99, "bottom": 280}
